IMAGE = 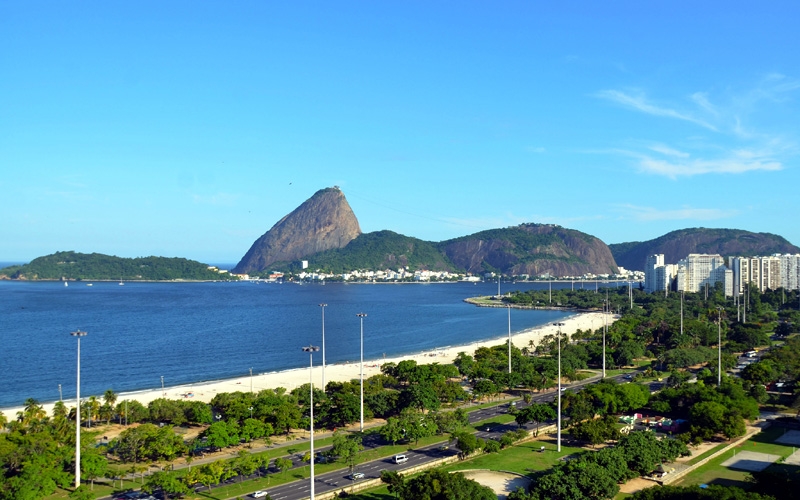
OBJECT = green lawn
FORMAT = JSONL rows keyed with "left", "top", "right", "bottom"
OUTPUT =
{"left": 344, "top": 436, "right": 586, "bottom": 499}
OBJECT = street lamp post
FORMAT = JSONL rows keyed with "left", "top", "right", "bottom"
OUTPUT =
{"left": 603, "top": 290, "right": 608, "bottom": 378}
{"left": 553, "top": 322, "right": 564, "bottom": 452}
{"left": 302, "top": 345, "right": 320, "bottom": 500}
{"left": 71, "top": 329, "right": 87, "bottom": 488}
{"left": 357, "top": 313, "right": 367, "bottom": 432}
{"left": 319, "top": 303, "right": 327, "bottom": 390}
{"left": 507, "top": 305, "right": 512, "bottom": 374}
{"left": 717, "top": 307, "right": 723, "bottom": 387}
{"left": 161, "top": 376, "right": 165, "bottom": 397}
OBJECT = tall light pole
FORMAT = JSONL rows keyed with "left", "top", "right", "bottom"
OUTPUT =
{"left": 161, "top": 376, "right": 165, "bottom": 397}
{"left": 549, "top": 279, "right": 552, "bottom": 305}
{"left": 680, "top": 291, "right": 684, "bottom": 336}
{"left": 319, "top": 303, "right": 327, "bottom": 390}
{"left": 357, "top": 312, "right": 367, "bottom": 432}
{"left": 302, "top": 345, "right": 319, "bottom": 500}
{"left": 603, "top": 291, "right": 607, "bottom": 378}
{"left": 507, "top": 305, "right": 512, "bottom": 374}
{"left": 71, "top": 329, "right": 87, "bottom": 488}
{"left": 58, "top": 384, "right": 62, "bottom": 402}
{"left": 553, "top": 322, "right": 564, "bottom": 452}
{"left": 717, "top": 306, "right": 723, "bottom": 387}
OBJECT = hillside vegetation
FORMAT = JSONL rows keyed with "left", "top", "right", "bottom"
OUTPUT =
{"left": 610, "top": 228, "right": 800, "bottom": 271}
{"left": 278, "top": 230, "right": 457, "bottom": 273}
{"left": 0, "top": 251, "right": 232, "bottom": 281}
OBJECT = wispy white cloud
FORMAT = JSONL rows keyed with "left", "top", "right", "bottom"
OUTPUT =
{"left": 616, "top": 147, "right": 783, "bottom": 178}
{"left": 690, "top": 92, "right": 719, "bottom": 117}
{"left": 595, "top": 89, "right": 717, "bottom": 130}
{"left": 596, "top": 75, "right": 798, "bottom": 178}
{"left": 615, "top": 204, "right": 738, "bottom": 222}
{"left": 648, "top": 144, "right": 689, "bottom": 158}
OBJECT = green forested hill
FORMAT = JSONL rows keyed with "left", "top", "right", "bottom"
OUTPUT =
{"left": 610, "top": 228, "right": 800, "bottom": 271}
{"left": 0, "top": 251, "right": 233, "bottom": 281}
{"left": 275, "top": 230, "right": 457, "bottom": 273}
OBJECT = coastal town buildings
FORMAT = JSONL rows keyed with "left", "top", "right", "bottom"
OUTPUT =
{"left": 646, "top": 252, "right": 800, "bottom": 296}
{"left": 730, "top": 254, "right": 800, "bottom": 294}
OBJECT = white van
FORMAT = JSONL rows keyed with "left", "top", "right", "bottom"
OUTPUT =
{"left": 394, "top": 454, "right": 408, "bottom": 464}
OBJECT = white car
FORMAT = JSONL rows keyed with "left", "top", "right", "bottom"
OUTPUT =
{"left": 253, "top": 491, "right": 268, "bottom": 498}
{"left": 349, "top": 472, "right": 365, "bottom": 480}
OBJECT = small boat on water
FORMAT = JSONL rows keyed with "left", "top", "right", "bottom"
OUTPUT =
{"left": 64, "top": 281, "right": 68, "bottom": 287}
{"left": 86, "top": 283, "right": 93, "bottom": 287}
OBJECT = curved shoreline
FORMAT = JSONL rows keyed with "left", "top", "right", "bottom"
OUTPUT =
{"left": 0, "top": 311, "right": 614, "bottom": 418}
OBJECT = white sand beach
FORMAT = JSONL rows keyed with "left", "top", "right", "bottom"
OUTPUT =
{"left": 1, "top": 311, "right": 613, "bottom": 419}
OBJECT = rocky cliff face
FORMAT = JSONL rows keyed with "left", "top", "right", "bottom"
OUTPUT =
{"left": 233, "top": 187, "right": 361, "bottom": 274}
{"left": 440, "top": 224, "right": 618, "bottom": 277}
{"left": 610, "top": 228, "right": 800, "bottom": 271}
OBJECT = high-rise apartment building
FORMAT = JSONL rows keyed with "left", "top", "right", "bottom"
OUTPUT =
{"left": 644, "top": 254, "right": 664, "bottom": 293}
{"left": 677, "top": 254, "right": 728, "bottom": 294}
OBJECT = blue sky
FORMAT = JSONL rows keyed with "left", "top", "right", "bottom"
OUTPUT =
{"left": 2, "top": 2, "right": 798, "bottom": 263}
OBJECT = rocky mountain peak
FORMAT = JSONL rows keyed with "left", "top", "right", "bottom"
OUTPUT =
{"left": 233, "top": 187, "right": 361, "bottom": 273}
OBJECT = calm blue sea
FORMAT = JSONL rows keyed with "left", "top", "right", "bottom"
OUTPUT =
{"left": 0, "top": 280, "right": 591, "bottom": 408}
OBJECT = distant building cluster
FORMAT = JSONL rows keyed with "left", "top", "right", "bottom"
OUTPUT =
{"left": 644, "top": 253, "right": 800, "bottom": 296}
{"left": 232, "top": 266, "right": 643, "bottom": 283}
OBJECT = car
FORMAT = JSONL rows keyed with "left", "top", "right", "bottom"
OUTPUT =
{"left": 394, "top": 454, "right": 408, "bottom": 464}
{"left": 349, "top": 472, "right": 365, "bottom": 480}
{"left": 253, "top": 491, "right": 268, "bottom": 498}
{"left": 438, "top": 444, "right": 449, "bottom": 450}
{"left": 623, "top": 374, "right": 633, "bottom": 380}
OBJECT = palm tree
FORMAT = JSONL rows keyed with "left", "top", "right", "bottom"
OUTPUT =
{"left": 18, "top": 398, "right": 45, "bottom": 425}
{"left": 52, "top": 400, "right": 68, "bottom": 418}
{"left": 103, "top": 389, "right": 118, "bottom": 410}
{"left": 86, "top": 396, "right": 101, "bottom": 427}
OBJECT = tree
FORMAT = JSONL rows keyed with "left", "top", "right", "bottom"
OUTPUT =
{"left": 331, "top": 430, "right": 364, "bottom": 474}
{"left": 515, "top": 403, "right": 556, "bottom": 436}
{"left": 400, "top": 383, "right": 441, "bottom": 412}
{"left": 203, "top": 421, "right": 237, "bottom": 450}
{"left": 116, "top": 400, "right": 149, "bottom": 424}
{"left": 68, "top": 485, "right": 95, "bottom": 500}
{"left": 103, "top": 389, "right": 117, "bottom": 423}
{"left": 631, "top": 484, "right": 772, "bottom": 500}
{"left": 570, "top": 416, "right": 621, "bottom": 447}
{"left": 380, "top": 416, "right": 406, "bottom": 445}
{"left": 381, "top": 469, "right": 405, "bottom": 499}
{"left": 143, "top": 470, "right": 190, "bottom": 499}
{"left": 81, "top": 450, "right": 108, "bottom": 490}
{"left": 452, "top": 431, "right": 483, "bottom": 456}
{"left": 400, "top": 469, "right": 496, "bottom": 500}
{"left": 274, "top": 457, "right": 293, "bottom": 478}
{"left": 232, "top": 450, "right": 259, "bottom": 481}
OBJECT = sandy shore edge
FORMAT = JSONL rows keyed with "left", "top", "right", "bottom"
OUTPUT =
{"left": 1, "top": 311, "right": 612, "bottom": 418}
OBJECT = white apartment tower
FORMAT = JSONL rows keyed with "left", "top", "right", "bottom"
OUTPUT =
{"left": 677, "top": 254, "right": 728, "bottom": 294}
{"left": 644, "top": 254, "right": 664, "bottom": 293}
{"left": 731, "top": 255, "right": 799, "bottom": 293}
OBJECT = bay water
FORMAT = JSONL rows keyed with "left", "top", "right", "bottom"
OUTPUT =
{"left": 0, "top": 280, "right": 580, "bottom": 408}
